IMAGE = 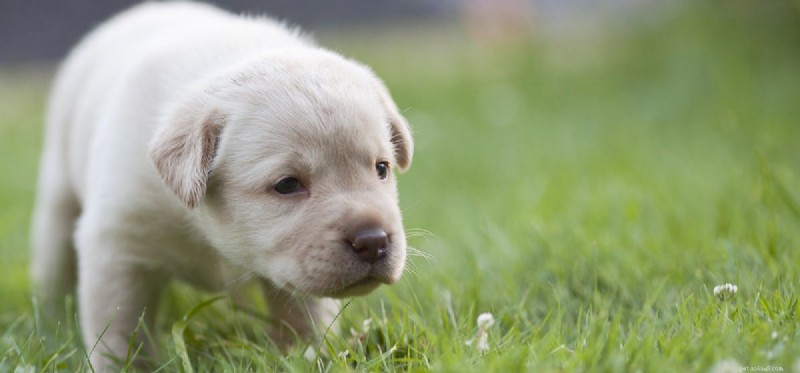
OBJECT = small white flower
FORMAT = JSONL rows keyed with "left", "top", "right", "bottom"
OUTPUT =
{"left": 708, "top": 358, "right": 741, "bottom": 373}
{"left": 362, "top": 318, "right": 372, "bottom": 333}
{"left": 713, "top": 283, "right": 738, "bottom": 301}
{"left": 772, "top": 331, "right": 779, "bottom": 340}
{"left": 477, "top": 313, "right": 495, "bottom": 329}
{"left": 303, "top": 346, "right": 317, "bottom": 362}
{"left": 13, "top": 365, "right": 35, "bottom": 373}
{"left": 350, "top": 318, "right": 372, "bottom": 337}
{"left": 348, "top": 318, "right": 374, "bottom": 348}
{"left": 466, "top": 312, "right": 495, "bottom": 353}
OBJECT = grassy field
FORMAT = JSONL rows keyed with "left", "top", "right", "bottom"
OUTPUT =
{"left": 2, "top": 3, "right": 799, "bottom": 372}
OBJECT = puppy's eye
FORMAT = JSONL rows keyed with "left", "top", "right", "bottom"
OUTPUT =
{"left": 376, "top": 161, "right": 390, "bottom": 180}
{"left": 273, "top": 177, "right": 305, "bottom": 195}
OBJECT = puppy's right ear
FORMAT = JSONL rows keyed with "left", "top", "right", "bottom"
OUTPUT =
{"left": 148, "top": 98, "right": 225, "bottom": 209}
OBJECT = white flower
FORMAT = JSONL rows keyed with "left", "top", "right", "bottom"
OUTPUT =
{"left": 362, "top": 318, "right": 372, "bottom": 333}
{"left": 713, "top": 283, "right": 738, "bottom": 301}
{"left": 708, "top": 358, "right": 741, "bottom": 373}
{"left": 13, "top": 365, "right": 35, "bottom": 373}
{"left": 477, "top": 313, "right": 495, "bottom": 329}
{"left": 303, "top": 346, "right": 317, "bottom": 362}
{"left": 348, "top": 317, "right": 374, "bottom": 348}
{"left": 466, "top": 312, "right": 495, "bottom": 353}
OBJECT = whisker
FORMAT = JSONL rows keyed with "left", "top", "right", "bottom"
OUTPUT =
{"left": 407, "top": 246, "right": 434, "bottom": 262}
{"left": 225, "top": 271, "right": 256, "bottom": 288}
{"left": 404, "top": 228, "right": 436, "bottom": 239}
{"left": 403, "top": 261, "right": 419, "bottom": 277}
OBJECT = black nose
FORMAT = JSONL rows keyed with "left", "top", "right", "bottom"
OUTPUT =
{"left": 349, "top": 229, "right": 389, "bottom": 263}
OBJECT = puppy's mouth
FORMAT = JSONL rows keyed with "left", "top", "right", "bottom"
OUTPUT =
{"left": 279, "top": 270, "right": 397, "bottom": 298}
{"left": 314, "top": 266, "right": 401, "bottom": 298}
{"left": 323, "top": 257, "right": 403, "bottom": 298}
{"left": 326, "top": 276, "right": 385, "bottom": 298}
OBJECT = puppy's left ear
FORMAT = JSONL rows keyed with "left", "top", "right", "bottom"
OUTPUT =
{"left": 375, "top": 82, "right": 414, "bottom": 171}
{"left": 148, "top": 96, "right": 225, "bottom": 208}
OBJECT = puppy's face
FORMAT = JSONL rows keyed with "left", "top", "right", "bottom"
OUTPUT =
{"left": 150, "top": 51, "right": 413, "bottom": 298}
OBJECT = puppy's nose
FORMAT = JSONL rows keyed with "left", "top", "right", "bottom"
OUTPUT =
{"left": 349, "top": 229, "right": 389, "bottom": 263}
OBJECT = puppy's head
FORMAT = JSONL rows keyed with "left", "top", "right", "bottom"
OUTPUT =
{"left": 149, "top": 50, "right": 413, "bottom": 297}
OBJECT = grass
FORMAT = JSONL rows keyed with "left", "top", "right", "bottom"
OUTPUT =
{"left": 2, "top": 2, "right": 800, "bottom": 372}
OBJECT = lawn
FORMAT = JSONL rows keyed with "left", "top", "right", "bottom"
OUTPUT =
{"left": 1, "top": 2, "right": 799, "bottom": 372}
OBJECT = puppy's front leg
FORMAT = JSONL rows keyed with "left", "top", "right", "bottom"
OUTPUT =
{"left": 78, "top": 248, "right": 166, "bottom": 371}
{"left": 259, "top": 279, "right": 340, "bottom": 349}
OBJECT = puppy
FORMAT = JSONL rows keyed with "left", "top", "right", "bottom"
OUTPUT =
{"left": 30, "top": 2, "right": 413, "bottom": 370}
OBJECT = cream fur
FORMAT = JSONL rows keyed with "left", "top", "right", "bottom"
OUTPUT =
{"left": 30, "top": 2, "right": 412, "bottom": 370}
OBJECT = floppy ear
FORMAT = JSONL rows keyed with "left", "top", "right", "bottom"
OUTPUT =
{"left": 375, "top": 82, "right": 414, "bottom": 171}
{"left": 388, "top": 109, "right": 413, "bottom": 172}
{"left": 148, "top": 98, "right": 225, "bottom": 208}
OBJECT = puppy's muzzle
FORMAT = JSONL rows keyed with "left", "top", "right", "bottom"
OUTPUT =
{"left": 348, "top": 228, "right": 389, "bottom": 263}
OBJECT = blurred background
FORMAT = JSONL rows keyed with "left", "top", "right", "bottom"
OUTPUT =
{"left": 0, "top": 0, "right": 440, "bottom": 63}
{"left": 2, "top": 0, "right": 679, "bottom": 64}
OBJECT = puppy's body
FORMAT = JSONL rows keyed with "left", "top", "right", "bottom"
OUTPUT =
{"left": 31, "top": 2, "right": 412, "bottom": 370}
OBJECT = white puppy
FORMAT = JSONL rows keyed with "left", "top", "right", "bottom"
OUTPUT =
{"left": 30, "top": 2, "right": 413, "bottom": 370}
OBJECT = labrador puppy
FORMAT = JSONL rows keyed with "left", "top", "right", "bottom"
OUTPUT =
{"left": 30, "top": 2, "right": 412, "bottom": 370}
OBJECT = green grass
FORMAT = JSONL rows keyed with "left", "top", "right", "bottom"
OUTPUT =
{"left": 2, "top": 2, "right": 800, "bottom": 372}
